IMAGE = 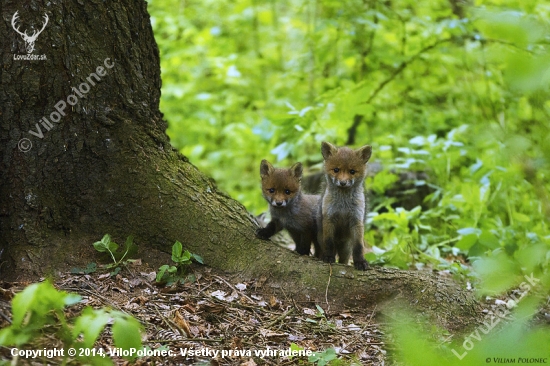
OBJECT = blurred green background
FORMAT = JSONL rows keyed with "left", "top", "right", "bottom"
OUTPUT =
{"left": 147, "top": 0, "right": 549, "bottom": 362}
{"left": 147, "top": 0, "right": 549, "bottom": 278}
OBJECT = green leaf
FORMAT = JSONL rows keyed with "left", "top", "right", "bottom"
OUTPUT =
{"left": 71, "top": 262, "right": 98, "bottom": 275}
{"left": 478, "top": 230, "right": 500, "bottom": 249}
{"left": 512, "top": 212, "right": 531, "bottom": 223}
{"left": 455, "top": 234, "right": 478, "bottom": 251}
{"left": 65, "top": 293, "right": 83, "bottom": 306}
{"left": 473, "top": 252, "right": 519, "bottom": 294}
{"left": 456, "top": 228, "right": 481, "bottom": 236}
{"left": 289, "top": 343, "right": 304, "bottom": 360}
{"left": 156, "top": 264, "right": 170, "bottom": 282}
{"left": 117, "top": 235, "right": 138, "bottom": 261}
{"left": 112, "top": 313, "right": 143, "bottom": 359}
{"left": 185, "top": 273, "right": 197, "bottom": 283}
{"left": 515, "top": 243, "right": 548, "bottom": 273}
{"left": 364, "top": 252, "right": 378, "bottom": 263}
{"left": 171, "top": 241, "right": 183, "bottom": 263}
{"left": 93, "top": 234, "right": 118, "bottom": 253}
{"left": 309, "top": 348, "right": 337, "bottom": 366}
{"left": 315, "top": 304, "right": 325, "bottom": 316}
{"left": 167, "top": 265, "right": 177, "bottom": 274}
{"left": 72, "top": 308, "right": 110, "bottom": 348}
{"left": 2, "top": 281, "right": 81, "bottom": 347}
{"left": 180, "top": 250, "right": 192, "bottom": 264}
{"left": 191, "top": 253, "right": 204, "bottom": 264}
{"left": 0, "top": 328, "right": 32, "bottom": 346}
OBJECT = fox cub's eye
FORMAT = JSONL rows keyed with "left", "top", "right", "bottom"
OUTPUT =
{"left": 333, "top": 168, "right": 340, "bottom": 173}
{"left": 269, "top": 188, "right": 275, "bottom": 193}
{"left": 350, "top": 169, "right": 356, "bottom": 175}
{"left": 284, "top": 189, "right": 291, "bottom": 195}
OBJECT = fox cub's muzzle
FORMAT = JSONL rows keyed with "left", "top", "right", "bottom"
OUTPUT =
{"left": 271, "top": 199, "right": 287, "bottom": 207}
{"left": 332, "top": 177, "right": 354, "bottom": 188}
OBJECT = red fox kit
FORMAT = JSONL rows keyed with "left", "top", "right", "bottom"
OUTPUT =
{"left": 318, "top": 142, "right": 372, "bottom": 270}
{"left": 256, "top": 160, "right": 321, "bottom": 257}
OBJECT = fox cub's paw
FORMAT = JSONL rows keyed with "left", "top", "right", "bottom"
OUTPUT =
{"left": 255, "top": 227, "right": 272, "bottom": 240}
{"left": 354, "top": 260, "right": 369, "bottom": 271}
{"left": 322, "top": 255, "right": 336, "bottom": 264}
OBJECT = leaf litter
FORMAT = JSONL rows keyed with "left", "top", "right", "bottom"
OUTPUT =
{"left": 0, "top": 260, "right": 387, "bottom": 365}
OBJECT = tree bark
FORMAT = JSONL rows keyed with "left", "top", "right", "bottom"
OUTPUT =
{"left": 0, "top": 0, "right": 480, "bottom": 331}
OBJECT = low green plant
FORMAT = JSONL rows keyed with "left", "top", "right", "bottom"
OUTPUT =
{"left": 92, "top": 234, "right": 138, "bottom": 276}
{"left": 304, "top": 305, "right": 329, "bottom": 324}
{"left": 309, "top": 348, "right": 338, "bottom": 366}
{"left": 71, "top": 262, "right": 98, "bottom": 275}
{"left": 0, "top": 281, "right": 143, "bottom": 365}
{"left": 156, "top": 240, "right": 204, "bottom": 285}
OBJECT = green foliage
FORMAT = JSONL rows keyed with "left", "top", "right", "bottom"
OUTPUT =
{"left": 288, "top": 343, "right": 304, "bottom": 360}
{"left": 156, "top": 241, "right": 204, "bottom": 285}
{"left": 0, "top": 281, "right": 80, "bottom": 346}
{"left": 147, "top": 1, "right": 550, "bottom": 361}
{"left": 92, "top": 234, "right": 138, "bottom": 275}
{"left": 309, "top": 348, "right": 338, "bottom": 366}
{"left": 0, "top": 281, "right": 143, "bottom": 365}
{"left": 71, "top": 262, "right": 98, "bottom": 275}
{"left": 388, "top": 306, "right": 550, "bottom": 366}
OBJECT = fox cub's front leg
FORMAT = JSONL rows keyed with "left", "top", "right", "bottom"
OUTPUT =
{"left": 256, "top": 220, "right": 281, "bottom": 240}
{"left": 351, "top": 224, "right": 368, "bottom": 270}
{"left": 321, "top": 219, "right": 337, "bottom": 263}
{"left": 292, "top": 231, "right": 313, "bottom": 256}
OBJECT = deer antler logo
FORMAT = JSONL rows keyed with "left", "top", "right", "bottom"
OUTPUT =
{"left": 11, "top": 11, "right": 49, "bottom": 54}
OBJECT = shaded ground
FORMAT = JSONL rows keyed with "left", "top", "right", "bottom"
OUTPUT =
{"left": 1, "top": 243, "right": 548, "bottom": 366}
{"left": 0, "top": 258, "right": 387, "bottom": 365}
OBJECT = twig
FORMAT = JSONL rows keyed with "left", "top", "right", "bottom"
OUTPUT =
{"left": 346, "top": 37, "right": 457, "bottom": 144}
{"left": 362, "top": 37, "right": 456, "bottom": 106}
{"left": 267, "top": 307, "right": 295, "bottom": 328}
{"left": 325, "top": 264, "right": 332, "bottom": 312}
{"left": 213, "top": 275, "right": 255, "bottom": 303}
{"left": 145, "top": 337, "right": 223, "bottom": 343}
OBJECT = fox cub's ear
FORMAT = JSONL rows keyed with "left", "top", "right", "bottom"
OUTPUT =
{"left": 289, "top": 162, "right": 303, "bottom": 179}
{"left": 260, "top": 160, "right": 274, "bottom": 178}
{"left": 357, "top": 145, "right": 372, "bottom": 164}
{"left": 321, "top": 141, "right": 338, "bottom": 160}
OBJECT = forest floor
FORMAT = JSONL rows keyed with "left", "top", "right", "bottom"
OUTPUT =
{"left": 0, "top": 257, "right": 388, "bottom": 366}
{"left": 2, "top": 244, "right": 548, "bottom": 366}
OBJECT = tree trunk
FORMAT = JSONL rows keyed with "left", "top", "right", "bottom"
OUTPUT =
{"left": 0, "top": 0, "right": 480, "bottom": 331}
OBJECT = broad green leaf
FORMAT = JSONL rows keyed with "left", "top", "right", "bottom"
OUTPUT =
{"left": 456, "top": 234, "right": 477, "bottom": 251}
{"left": 93, "top": 234, "right": 118, "bottom": 253}
{"left": 191, "top": 253, "right": 204, "bottom": 264}
{"left": 171, "top": 241, "right": 183, "bottom": 263}
{"left": 72, "top": 308, "right": 110, "bottom": 348}
{"left": 478, "top": 230, "right": 500, "bottom": 249}
{"left": 112, "top": 313, "right": 143, "bottom": 359}
{"left": 512, "top": 212, "right": 531, "bottom": 223}
{"left": 473, "top": 252, "right": 519, "bottom": 294}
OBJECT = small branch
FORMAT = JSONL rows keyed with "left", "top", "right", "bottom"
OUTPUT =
{"left": 266, "top": 307, "right": 295, "bottom": 328}
{"left": 362, "top": 37, "right": 456, "bottom": 106}
{"left": 345, "top": 37, "right": 458, "bottom": 145}
{"left": 145, "top": 338, "right": 223, "bottom": 343}
{"left": 346, "top": 114, "right": 364, "bottom": 145}
{"left": 325, "top": 264, "right": 332, "bottom": 312}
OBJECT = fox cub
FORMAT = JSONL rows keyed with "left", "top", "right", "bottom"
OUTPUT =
{"left": 256, "top": 160, "right": 321, "bottom": 257}
{"left": 318, "top": 141, "right": 372, "bottom": 270}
